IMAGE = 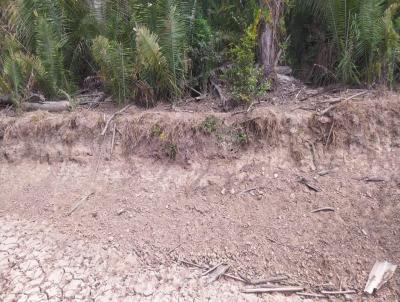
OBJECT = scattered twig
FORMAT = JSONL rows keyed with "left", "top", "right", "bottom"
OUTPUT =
{"left": 186, "top": 85, "right": 202, "bottom": 96}
{"left": 239, "top": 187, "right": 258, "bottom": 195}
{"left": 298, "top": 177, "right": 321, "bottom": 192}
{"left": 208, "top": 264, "right": 230, "bottom": 284}
{"left": 325, "top": 121, "right": 335, "bottom": 147}
{"left": 252, "top": 275, "right": 288, "bottom": 285}
{"left": 237, "top": 273, "right": 252, "bottom": 284}
{"left": 298, "top": 85, "right": 341, "bottom": 102}
{"left": 180, "top": 260, "right": 205, "bottom": 269}
{"left": 242, "top": 287, "right": 304, "bottom": 294}
{"left": 167, "top": 243, "right": 182, "bottom": 255}
{"left": 317, "top": 170, "right": 330, "bottom": 176}
{"left": 297, "top": 292, "right": 327, "bottom": 298}
{"left": 211, "top": 80, "right": 228, "bottom": 110}
{"left": 363, "top": 177, "right": 386, "bottom": 183}
{"left": 67, "top": 192, "right": 95, "bottom": 216}
{"left": 110, "top": 123, "right": 117, "bottom": 158}
{"left": 202, "top": 263, "right": 224, "bottom": 276}
{"left": 311, "top": 207, "right": 335, "bottom": 213}
{"left": 295, "top": 88, "right": 303, "bottom": 100}
{"left": 180, "top": 260, "right": 246, "bottom": 283}
{"left": 320, "top": 290, "right": 356, "bottom": 295}
{"left": 223, "top": 273, "right": 246, "bottom": 283}
{"left": 320, "top": 91, "right": 369, "bottom": 116}
{"left": 101, "top": 104, "right": 131, "bottom": 136}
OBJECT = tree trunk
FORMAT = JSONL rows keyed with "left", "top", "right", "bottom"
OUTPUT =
{"left": 257, "top": 0, "right": 283, "bottom": 77}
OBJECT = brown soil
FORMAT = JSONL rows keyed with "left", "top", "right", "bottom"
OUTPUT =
{"left": 0, "top": 90, "right": 399, "bottom": 300}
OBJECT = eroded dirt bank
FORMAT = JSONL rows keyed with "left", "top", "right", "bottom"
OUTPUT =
{"left": 0, "top": 94, "right": 399, "bottom": 301}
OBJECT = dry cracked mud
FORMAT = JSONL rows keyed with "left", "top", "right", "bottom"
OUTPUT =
{"left": 0, "top": 215, "right": 310, "bottom": 302}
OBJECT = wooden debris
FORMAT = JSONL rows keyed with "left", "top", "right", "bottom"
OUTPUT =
{"left": 180, "top": 260, "right": 247, "bottom": 283}
{"left": 211, "top": 80, "right": 228, "bottom": 111}
{"left": 208, "top": 264, "right": 230, "bottom": 284}
{"left": 319, "top": 91, "right": 369, "bottom": 116}
{"left": 242, "top": 286, "right": 304, "bottom": 294}
{"left": 364, "top": 261, "right": 397, "bottom": 294}
{"left": 297, "top": 292, "right": 327, "bottom": 298}
{"left": 202, "top": 263, "right": 224, "bottom": 276}
{"left": 250, "top": 275, "right": 288, "bottom": 285}
{"left": 317, "top": 170, "right": 333, "bottom": 176}
{"left": 22, "top": 101, "right": 70, "bottom": 112}
{"left": 110, "top": 124, "right": 117, "bottom": 158}
{"left": 320, "top": 290, "right": 356, "bottom": 295}
{"left": 223, "top": 273, "right": 246, "bottom": 283}
{"left": 239, "top": 187, "right": 259, "bottom": 195}
{"left": 101, "top": 104, "right": 131, "bottom": 136}
{"left": 167, "top": 243, "right": 182, "bottom": 255}
{"left": 180, "top": 260, "right": 205, "bottom": 269}
{"left": 363, "top": 177, "right": 386, "bottom": 183}
{"left": 299, "top": 177, "right": 321, "bottom": 192}
{"left": 311, "top": 207, "right": 335, "bottom": 213}
{"left": 67, "top": 192, "right": 95, "bottom": 216}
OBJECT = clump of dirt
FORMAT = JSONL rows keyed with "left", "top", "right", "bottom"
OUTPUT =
{"left": 0, "top": 94, "right": 399, "bottom": 167}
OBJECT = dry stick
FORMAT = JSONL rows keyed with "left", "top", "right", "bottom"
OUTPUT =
{"left": 180, "top": 260, "right": 246, "bottom": 283}
{"left": 239, "top": 187, "right": 259, "bottom": 195}
{"left": 299, "top": 177, "right": 321, "bottom": 192}
{"left": 363, "top": 177, "right": 386, "bottom": 182}
{"left": 311, "top": 207, "right": 335, "bottom": 213}
{"left": 67, "top": 192, "right": 95, "bottom": 216}
{"left": 252, "top": 275, "right": 288, "bottom": 285}
{"left": 297, "top": 292, "right": 327, "bottom": 298}
{"left": 110, "top": 123, "right": 117, "bottom": 158}
{"left": 180, "top": 260, "right": 205, "bottom": 269}
{"left": 202, "top": 263, "right": 224, "bottom": 276}
{"left": 320, "top": 90, "right": 369, "bottom": 116}
{"left": 320, "top": 290, "right": 356, "bottom": 295}
{"left": 325, "top": 121, "right": 335, "bottom": 147}
{"left": 295, "top": 88, "right": 303, "bottom": 100}
{"left": 208, "top": 265, "right": 231, "bottom": 284}
{"left": 211, "top": 80, "right": 228, "bottom": 110}
{"left": 242, "top": 287, "right": 304, "bottom": 294}
{"left": 167, "top": 243, "right": 182, "bottom": 255}
{"left": 101, "top": 104, "right": 131, "bottom": 136}
{"left": 224, "top": 273, "right": 246, "bottom": 283}
{"left": 317, "top": 170, "right": 332, "bottom": 176}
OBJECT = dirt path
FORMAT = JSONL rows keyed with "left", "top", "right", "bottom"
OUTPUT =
{"left": 1, "top": 215, "right": 300, "bottom": 302}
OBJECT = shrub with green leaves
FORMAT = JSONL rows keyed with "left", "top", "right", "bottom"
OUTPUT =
{"left": 225, "top": 20, "right": 269, "bottom": 103}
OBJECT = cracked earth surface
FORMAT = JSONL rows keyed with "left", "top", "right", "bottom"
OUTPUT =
{"left": 0, "top": 215, "right": 306, "bottom": 302}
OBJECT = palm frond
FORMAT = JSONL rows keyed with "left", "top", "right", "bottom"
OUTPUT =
{"left": 91, "top": 35, "right": 132, "bottom": 103}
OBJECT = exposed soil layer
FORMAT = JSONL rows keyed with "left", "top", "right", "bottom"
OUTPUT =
{"left": 0, "top": 92, "right": 399, "bottom": 300}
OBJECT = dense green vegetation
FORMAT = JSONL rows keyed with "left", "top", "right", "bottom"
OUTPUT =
{"left": 0, "top": 0, "right": 399, "bottom": 107}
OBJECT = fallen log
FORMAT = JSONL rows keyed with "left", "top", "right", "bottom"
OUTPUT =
{"left": 21, "top": 101, "right": 71, "bottom": 112}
